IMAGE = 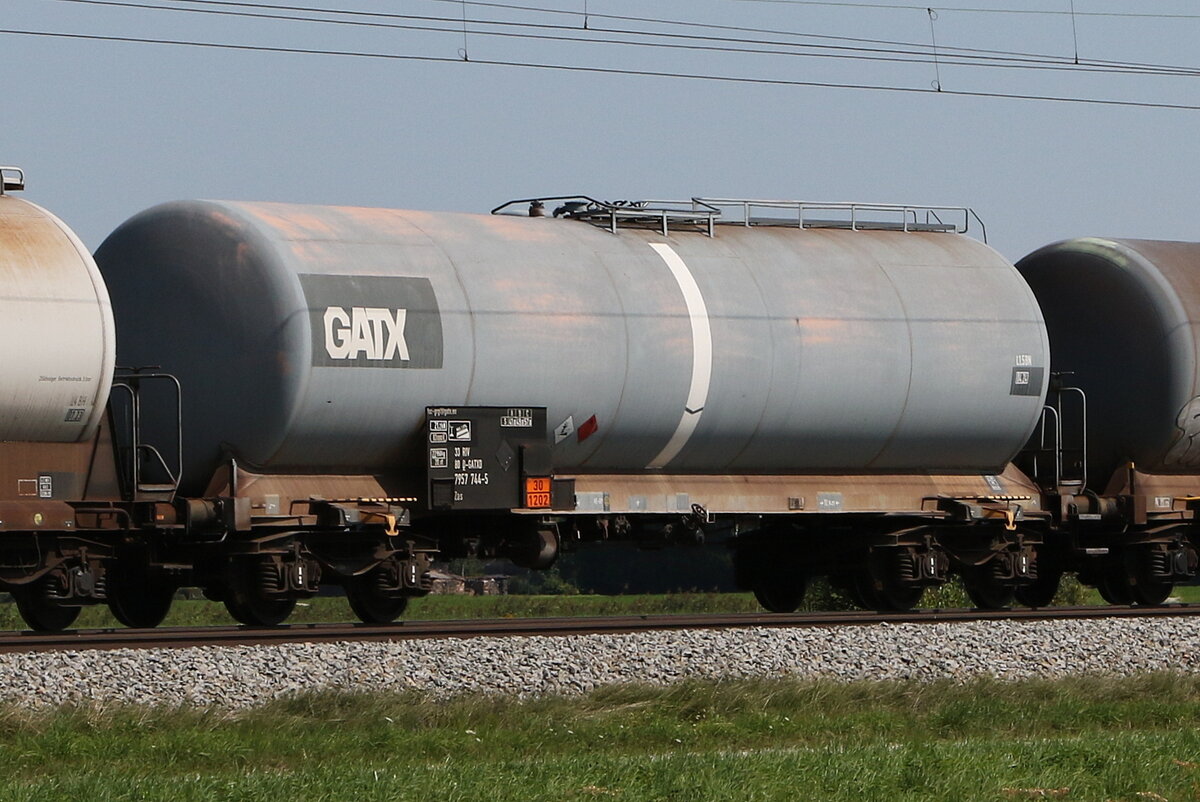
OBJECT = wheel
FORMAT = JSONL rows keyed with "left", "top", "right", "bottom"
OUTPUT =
{"left": 1096, "top": 567, "right": 1133, "bottom": 606}
{"left": 1013, "top": 568, "right": 1062, "bottom": 608}
{"left": 223, "top": 560, "right": 296, "bottom": 626}
{"left": 346, "top": 572, "right": 409, "bottom": 624}
{"left": 876, "top": 583, "right": 923, "bottom": 612}
{"left": 13, "top": 587, "right": 80, "bottom": 632}
{"left": 964, "top": 566, "right": 1014, "bottom": 610}
{"left": 853, "top": 571, "right": 922, "bottom": 612}
{"left": 752, "top": 576, "right": 806, "bottom": 613}
{"left": 225, "top": 589, "right": 296, "bottom": 627}
{"left": 1128, "top": 548, "right": 1175, "bottom": 606}
{"left": 847, "top": 572, "right": 882, "bottom": 610}
{"left": 108, "top": 566, "right": 175, "bottom": 628}
{"left": 1130, "top": 579, "right": 1173, "bottom": 606}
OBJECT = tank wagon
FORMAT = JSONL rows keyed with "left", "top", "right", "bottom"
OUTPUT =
{"left": 92, "top": 194, "right": 1049, "bottom": 618}
{"left": 0, "top": 165, "right": 1196, "bottom": 631}
{"left": 1015, "top": 239, "right": 1200, "bottom": 604}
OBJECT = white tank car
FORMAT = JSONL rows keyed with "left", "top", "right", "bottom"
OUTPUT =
{"left": 0, "top": 173, "right": 114, "bottom": 442}
{"left": 94, "top": 199, "right": 1049, "bottom": 493}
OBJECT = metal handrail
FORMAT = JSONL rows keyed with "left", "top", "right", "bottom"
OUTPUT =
{"left": 1027, "top": 383, "right": 1088, "bottom": 492}
{"left": 492, "top": 195, "right": 985, "bottom": 241}
{"left": 1056, "top": 386, "right": 1088, "bottom": 489}
{"left": 1034, "top": 404, "right": 1063, "bottom": 488}
{"left": 110, "top": 371, "right": 183, "bottom": 500}
{"left": 693, "top": 198, "right": 987, "bottom": 241}
{"left": 0, "top": 166, "right": 24, "bottom": 194}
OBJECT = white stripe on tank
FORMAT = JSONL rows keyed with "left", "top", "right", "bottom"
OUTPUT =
{"left": 647, "top": 242, "right": 713, "bottom": 470}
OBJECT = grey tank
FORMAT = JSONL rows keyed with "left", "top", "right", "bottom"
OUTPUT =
{"left": 95, "top": 200, "right": 1049, "bottom": 494}
{"left": 1017, "top": 238, "right": 1200, "bottom": 485}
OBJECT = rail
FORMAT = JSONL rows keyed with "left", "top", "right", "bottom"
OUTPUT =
{"left": 110, "top": 370, "right": 183, "bottom": 501}
{"left": 2, "top": 605, "right": 1198, "bottom": 653}
{"left": 0, "top": 166, "right": 24, "bottom": 194}
{"left": 694, "top": 198, "right": 987, "bottom": 242}
{"left": 1024, "top": 381, "right": 1087, "bottom": 492}
{"left": 492, "top": 195, "right": 985, "bottom": 241}
{"left": 1055, "top": 385, "right": 1088, "bottom": 490}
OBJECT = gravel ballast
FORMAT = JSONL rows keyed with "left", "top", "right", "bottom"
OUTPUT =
{"left": 2, "top": 617, "right": 1197, "bottom": 709}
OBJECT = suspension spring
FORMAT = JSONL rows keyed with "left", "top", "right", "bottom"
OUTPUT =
{"left": 1146, "top": 549, "right": 1171, "bottom": 579}
{"left": 375, "top": 562, "right": 393, "bottom": 593}
{"left": 258, "top": 560, "right": 282, "bottom": 594}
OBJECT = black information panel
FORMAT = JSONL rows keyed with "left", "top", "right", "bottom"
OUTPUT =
{"left": 426, "top": 406, "right": 548, "bottom": 510}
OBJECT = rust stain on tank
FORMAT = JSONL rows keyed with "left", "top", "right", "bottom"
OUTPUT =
{"left": 235, "top": 242, "right": 254, "bottom": 268}
{"left": 340, "top": 205, "right": 413, "bottom": 226}
{"left": 203, "top": 208, "right": 244, "bottom": 231}
{"left": 275, "top": 349, "right": 294, "bottom": 378}
{"left": 476, "top": 214, "right": 559, "bottom": 242}
{"left": 0, "top": 199, "right": 86, "bottom": 292}
{"left": 240, "top": 204, "right": 342, "bottom": 240}
{"left": 795, "top": 317, "right": 849, "bottom": 345}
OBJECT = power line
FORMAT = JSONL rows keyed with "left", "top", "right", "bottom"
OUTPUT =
{"left": 56, "top": 0, "right": 1200, "bottom": 78}
{"left": 328, "top": 0, "right": 1200, "bottom": 75}
{"left": 731, "top": 0, "right": 1200, "bottom": 19}
{"left": 21, "top": 0, "right": 1146, "bottom": 66}
{"left": 3, "top": 26, "right": 1198, "bottom": 110}
{"left": 39, "top": 0, "right": 1200, "bottom": 78}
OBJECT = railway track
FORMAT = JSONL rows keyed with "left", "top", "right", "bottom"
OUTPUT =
{"left": 1, "top": 604, "right": 1198, "bottom": 654}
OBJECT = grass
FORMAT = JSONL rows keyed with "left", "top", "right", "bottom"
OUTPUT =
{"left": 1075, "top": 582, "right": 1200, "bottom": 606}
{"left": 0, "top": 592, "right": 767, "bottom": 630}
{"left": 1, "top": 675, "right": 1199, "bottom": 799}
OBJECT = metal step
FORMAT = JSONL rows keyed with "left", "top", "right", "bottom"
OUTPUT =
{"left": 137, "top": 483, "right": 178, "bottom": 493}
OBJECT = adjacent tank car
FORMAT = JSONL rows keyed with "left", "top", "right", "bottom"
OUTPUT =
{"left": 1016, "top": 238, "right": 1200, "bottom": 604}
{"left": 0, "top": 166, "right": 1196, "bottom": 630}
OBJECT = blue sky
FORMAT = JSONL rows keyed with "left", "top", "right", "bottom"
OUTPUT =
{"left": 4, "top": 0, "right": 1198, "bottom": 260}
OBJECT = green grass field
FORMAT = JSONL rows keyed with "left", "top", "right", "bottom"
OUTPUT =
{"left": 0, "top": 592, "right": 766, "bottom": 630}
{"left": 1, "top": 675, "right": 1198, "bottom": 800}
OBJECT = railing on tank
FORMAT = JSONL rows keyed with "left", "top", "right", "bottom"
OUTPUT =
{"left": 0, "top": 166, "right": 25, "bottom": 194}
{"left": 1023, "top": 377, "right": 1087, "bottom": 491}
{"left": 492, "top": 195, "right": 985, "bottom": 241}
{"left": 693, "top": 199, "right": 987, "bottom": 243}
{"left": 110, "top": 368, "right": 183, "bottom": 502}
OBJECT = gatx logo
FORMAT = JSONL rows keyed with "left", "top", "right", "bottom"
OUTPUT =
{"left": 300, "top": 274, "right": 443, "bottom": 369}
{"left": 323, "top": 307, "right": 410, "bottom": 361}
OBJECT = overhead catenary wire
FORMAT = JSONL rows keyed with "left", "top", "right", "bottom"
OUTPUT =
{"left": 367, "top": 0, "right": 1200, "bottom": 76}
{"left": 1068, "top": 0, "right": 1079, "bottom": 64}
{"left": 458, "top": 0, "right": 468, "bottom": 60}
{"left": 926, "top": 7, "right": 941, "bottom": 91}
{"left": 731, "top": 0, "right": 1200, "bottom": 19}
{"left": 43, "top": 0, "right": 1200, "bottom": 79}
{"left": 36, "top": 0, "right": 1200, "bottom": 78}
{"left": 3, "top": 26, "right": 1199, "bottom": 111}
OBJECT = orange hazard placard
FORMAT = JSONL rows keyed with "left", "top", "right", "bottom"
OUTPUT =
{"left": 525, "top": 477, "right": 551, "bottom": 508}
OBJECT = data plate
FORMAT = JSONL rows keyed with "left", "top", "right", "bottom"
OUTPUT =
{"left": 427, "top": 406, "right": 548, "bottom": 510}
